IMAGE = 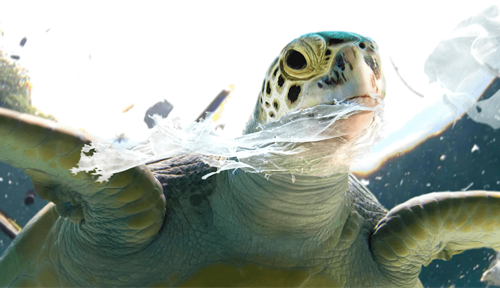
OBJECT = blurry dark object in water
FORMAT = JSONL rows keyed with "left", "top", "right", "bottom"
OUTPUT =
{"left": 24, "top": 189, "right": 35, "bottom": 205}
{"left": 0, "top": 208, "right": 21, "bottom": 240}
{"left": 19, "top": 37, "right": 27, "bottom": 47}
{"left": 195, "top": 89, "right": 231, "bottom": 122}
{"left": 144, "top": 99, "right": 174, "bottom": 128}
{"left": 10, "top": 55, "right": 20, "bottom": 60}
{"left": 479, "top": 76, "right": 500, "bottom": 101}
{"left": 113, "top": 133, "right": 128, "bottom": 144}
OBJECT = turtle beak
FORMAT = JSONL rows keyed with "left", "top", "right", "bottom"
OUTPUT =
{"left": 323, "top": 41, "right": 386, "bottom": 107}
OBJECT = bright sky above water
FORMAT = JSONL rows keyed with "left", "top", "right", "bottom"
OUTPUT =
{"left": 0, "top": 0, "right": 498, "bottom": 173}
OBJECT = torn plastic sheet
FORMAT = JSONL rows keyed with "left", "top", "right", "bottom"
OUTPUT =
{"left": 71, "top": 98, "right": 384, "bottom": 182}
{"left": 424, "top": 5, "right": 500, "bottom": 129}
{"left": 481, "top": 251, "right": 500, "bottom": 286}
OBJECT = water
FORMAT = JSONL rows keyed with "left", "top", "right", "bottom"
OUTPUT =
{"left": 0, "top": 162, "right": 48, "bottom": 253}
{"left": 355, "top": 111, "right": 500, "bottom": 288}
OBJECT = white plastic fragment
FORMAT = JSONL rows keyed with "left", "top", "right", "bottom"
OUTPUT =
{"left": 359, "top": 179, "right": 370, "bottom": 186}
{"left": 481, "top": 252, "right": 500, "bottom": 286}
{"left": 424, "top": 5, "right": 500, "bottom": 129}
{"left": 461, "top": 182, "right": 474, "bottom": 191}
{"left": 471, "top": 144, "right": 480, "bottom": 152}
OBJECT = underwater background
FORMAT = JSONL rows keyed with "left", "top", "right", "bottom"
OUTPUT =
{"left": 1, "top": 1, "right": 500, "bottom": 287}
{"left": 357, "top": 91, "right": 500, "bottom": 287}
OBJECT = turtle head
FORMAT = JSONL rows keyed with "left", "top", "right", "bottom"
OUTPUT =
{"left": 246, "top": 31, "right": 385, "bottom": 133}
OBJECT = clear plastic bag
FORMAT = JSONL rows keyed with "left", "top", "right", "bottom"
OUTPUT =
{"left": 424, "top": 5, "right": 500, "bottom": 129}
{"left": 72, "top": 97, "right": 384, "bottom": 182}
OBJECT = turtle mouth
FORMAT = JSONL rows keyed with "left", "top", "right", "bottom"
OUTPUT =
{"left": 338, "top": 94, "right": 382, "bottom": 107}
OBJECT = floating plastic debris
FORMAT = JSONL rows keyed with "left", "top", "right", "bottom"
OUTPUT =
{"left": 24, "top": 189, "right": 35, "bottom": 205}
{"left": 471, "top": 144, "right": 480, "bottom": 152}
{"left": 481, "top": 252, "right": 500, "bottom": 286}
{"left": 72, "top": 98, "right": 384, "bottom": 182}
{"left": 0, "top": 208, "right": 21, "bottom": 239}
{"left": 19, "top": 37, "right": 27, "bottom": 47}
{"left": 122, "top": 103, "right": 134, "bottom": 113}
{"left": 461, "top": 182, "right": 474, "bottom": 191}
{"left": 425, "top": 5, "right": 500, "bottom": 129}
{"left": 144, "top": 99, "right": 174, "bottom": 129}
{"left": 113, "top": 133, "right": 128, "bottom": 144}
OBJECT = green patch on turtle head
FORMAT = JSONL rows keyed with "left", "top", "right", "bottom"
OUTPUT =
{"left": 255, "top": 31, "right": 386, "bottom": 125}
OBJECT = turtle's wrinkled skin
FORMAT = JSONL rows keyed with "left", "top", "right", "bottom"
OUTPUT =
{"left": 1, "top": 32, "right": 500, "bottom": 288}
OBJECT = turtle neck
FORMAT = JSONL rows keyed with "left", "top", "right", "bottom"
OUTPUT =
{"left": 209, "top": 169, "right": 351, "bottom": 258}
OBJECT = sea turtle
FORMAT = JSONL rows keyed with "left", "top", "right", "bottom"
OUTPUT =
{"left": 1, "top": 31, "right": 500, "bottom": 288}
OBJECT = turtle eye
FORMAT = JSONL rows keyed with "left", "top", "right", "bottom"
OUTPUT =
{"left": 285, "top": 49, "right": 307, "bottom": 70}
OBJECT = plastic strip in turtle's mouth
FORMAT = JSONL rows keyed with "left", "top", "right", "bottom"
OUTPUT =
{"left": 328, "top": 95, "right": 367, "bottom": 105}
{"left": 340, "top": 94, "right": 381, "bottom": 106}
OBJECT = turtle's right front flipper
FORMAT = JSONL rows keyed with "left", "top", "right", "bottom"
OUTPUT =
{"left": 0, "top": 107, "right": 166, "bottom": 246}
{"left": 370, "top": 191, "right": 500, "bottom": 287}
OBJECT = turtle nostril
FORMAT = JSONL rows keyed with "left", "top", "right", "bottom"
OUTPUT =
{"left": 359, "top": 42, "right": 366, "bottom": 49}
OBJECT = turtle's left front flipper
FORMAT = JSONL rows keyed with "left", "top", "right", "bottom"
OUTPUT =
{"left": 0, "top": 107, "right": 166, "bottom": 287}
{"left": 0, "top": 107, "right": 166, "bottom": 246}
{"left": 370, "top": 191, "right": 500, "bottom": 287}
